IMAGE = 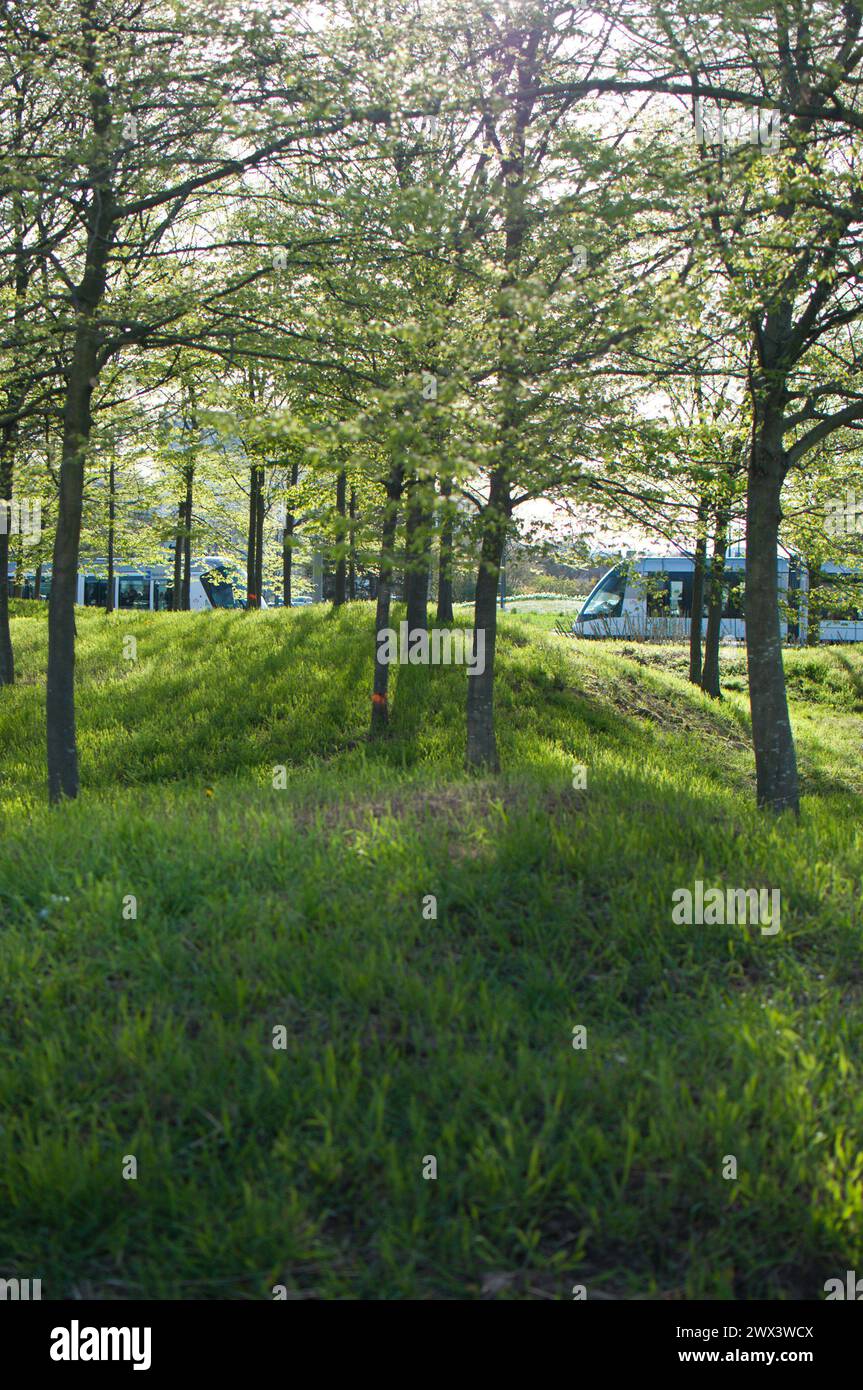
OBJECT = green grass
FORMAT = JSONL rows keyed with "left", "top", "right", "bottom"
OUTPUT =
{"left": 454, "top": 596, "right": 585, "bottom": 615}
{"left": 0, "top": 604, "right": 862, "bottom": 1299}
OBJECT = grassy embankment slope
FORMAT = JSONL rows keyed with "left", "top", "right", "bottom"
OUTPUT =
{"left": 0, "top": 603, "right": 861, "bottom": 1298}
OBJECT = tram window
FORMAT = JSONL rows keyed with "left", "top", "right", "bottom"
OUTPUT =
{"left": 646, "top": 575, "right": 667, "bottom": 616}
{"left": 691, "top": 576, "right": 710, "bottom": 619}
{"left": 648, "top": 572, "right": 708, "bottom": 618}
{"left": 646, "top": 574, "right": 686, "bottom": 616}
{"left": 118, "top": 576, "right": 149, "bottom": 609}
{"left": 810, "top": 572, "right": 863, "bottom": 622}
{"left": 84, "top": 577, "right": 108, "bottom": 607}
{"left": 669, "top": 579, "right": 686, "bottom": 616}
{"left": 722, "top": 573, "right": 745, "bottom": 618}
{"left": 580, "top": 565, "right": 626, "bottom": 620}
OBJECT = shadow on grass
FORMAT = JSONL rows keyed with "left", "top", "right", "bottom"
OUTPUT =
{"left": 0, "top": 738, "right": 856, "bottom": 1298}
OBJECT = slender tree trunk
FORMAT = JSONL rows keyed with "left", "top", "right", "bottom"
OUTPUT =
{"left": 11, "top": 545, "right": 22, "bottom": 598}
{"left": 181, "top": 466, "right": 193, "bottom": 610}
{"left": 746, "top": 409, "right": 799, "bottom": 813}
{"left": 0, "top": 428, "right": 14, "bottom": 684}
{"left": 254, "top": 467, "right": 265, "bottom": 605}
{"left": 436, "top": 477, "right": 454, "bottom": 624}
{"left": 47, "top": 330, "right": 99, "bottom": 801}
{"left": 283, "top": 462, "right": 298, "bottom": 606}
{"left": 247, "top": 467, "right": 259, "bottom": 608}
{"left": 334, "top": 467, "right": 347, "bottom": 606}
{"left": 701, "top": 510, "right": 728, "bottom": 699}
{"left": 464, "top": 26, "right": 533, "bottom": 771}
{"left": 47, "top": 0, "right": 116, "bottom": 802}
{"left": 466, "top": 472, "right": 509, "bottom": 771}
{"left": 348, "top": 487, "right": 356, "bottom": 600}
{"left": 282, "top": 514, "right": 293, "bottom": 606}
{"left": 181, "top": 407, "right": 198, "bottom": 612}
{"left": 370, "top": 461, "right": 404, "bottom": 736}
{"left": 688, "top": 499, "right": 708, "bottom": 685}
{"left": 172, "top": 500, "right": 184, "bottom": 610}
{"left": 403, "top": 475, "right": 430, "bottom": 633}
{"left": 106, "top": 459, "right": 115, "bottom": 613}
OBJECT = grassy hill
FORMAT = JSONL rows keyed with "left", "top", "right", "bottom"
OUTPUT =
{"left": 1, "top": 605, "right": 861, "bottom": 1299}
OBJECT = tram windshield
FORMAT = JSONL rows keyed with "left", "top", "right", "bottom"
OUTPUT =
{"left": 199, "top": 561, "right": 237, "bottom": 609}
{"left": 579, "top": 565, "right": 626, "bottom": 621}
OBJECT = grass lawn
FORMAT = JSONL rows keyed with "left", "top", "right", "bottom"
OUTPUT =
{"left": 454, "top": 596, "right": 586, "bottom": 615}
{"left": 0, "top": 604, "right": 861, "bottom": 1299}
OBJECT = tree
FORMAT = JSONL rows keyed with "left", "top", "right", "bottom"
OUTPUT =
{"left": 2, "top": 0, "right": 376, "bottom": 799}
{"left": 639, "top": 0, "right": 863, "bottom": 808}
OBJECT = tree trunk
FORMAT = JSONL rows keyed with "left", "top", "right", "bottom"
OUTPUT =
{"left": 370, "top": 461, "right": 404, "bottom": 736}
{"left": 701, "top": 510, "right": 728, "bottom": 699}
{"left": 246, "top": 466, "right": 259, "bottom": 608}
{"left": 688, "top": 500, "right": 707, "bottom": 685}
{"left": 0, "top": 428, "right": 14, "bottom": 684}
{"left": 181, "top": 466, "right": 193, "bottom": 610}
{"left": 746, "top": 414, "right": 799, "bottom": 813}
{"left": 334, "top": 467, "right": 347, "bottom": 606}
{"left": 11, "top": 546, "right": 23, "bottom": 599}
{"left": 47, "top": 0, "right": 117, "bottom": 801}
{"left": 436, "top": 477, "right": 455, "bottom": 623}
{"left": 283, "top": 461, "right": 298, "bottom": 606}
{"left": 348, "top": 486, "right": 356, "bottom": 600}
{"left": 465, "top": 473, "right": 509, "bottom": 771}
{"left": 106, "top": 458, "right": 115, "bottom": 613}
{"left": 464, "top": 23, "right": 531, "bottom": 771}
{"left": 403, "top": 475, "right": 430, "bottom": 633}
{"left": 254, "top": 467, "right": 265, "bottom": 605}
{"left": 282, "top": 512, "right": 293, "bottom": 606}
{"left": 172, "top": 500, "right": 184, "bottom": 610}
{"left": 47, "top": 333, "right": 99, "bottom": 801}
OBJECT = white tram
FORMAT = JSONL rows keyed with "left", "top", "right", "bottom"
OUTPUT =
{"left": 8, "top": 556, "right": 257, "bottom": 610}
{"left": 573, "top": 555, "right": 863, "bottom": 644}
